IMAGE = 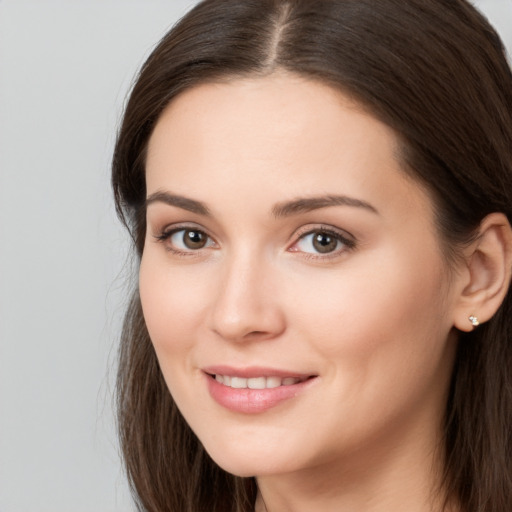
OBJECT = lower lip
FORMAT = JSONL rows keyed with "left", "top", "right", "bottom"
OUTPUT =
{"left": 205, "top": 374, "right": 316, "bottom": 414}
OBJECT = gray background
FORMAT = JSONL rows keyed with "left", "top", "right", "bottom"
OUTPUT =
{"left": 0, "top": 1, "right": 510, "bottom": 511}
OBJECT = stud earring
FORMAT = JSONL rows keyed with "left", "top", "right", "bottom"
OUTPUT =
{"left": 469, "top": 315, "right": 480, "bottom": 327}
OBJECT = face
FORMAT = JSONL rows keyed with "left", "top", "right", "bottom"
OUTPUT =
{"left": 140, "top": 74, "right": 461, "bottom": 479}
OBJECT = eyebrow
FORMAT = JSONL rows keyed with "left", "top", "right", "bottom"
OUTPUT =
{"left": 145, "top": 191, "right": 378, "bottom": 218}
{"left": 272, "top": 195, "right": 379, "bottom": 217}
{"left": 145, "top": 191, "right": 211, "bottom": 216}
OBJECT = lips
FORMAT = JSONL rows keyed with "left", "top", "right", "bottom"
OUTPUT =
{"left": 203, "top": 366, "right": 317, "bottom": 413}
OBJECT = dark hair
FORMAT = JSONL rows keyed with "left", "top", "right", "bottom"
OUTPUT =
{"left": 112, "top": 1, "right": 512, "bottom": 510}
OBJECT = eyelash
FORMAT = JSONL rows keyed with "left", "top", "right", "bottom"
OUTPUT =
{"left": 153, "top": 224, "right": 356, "bottom": 259}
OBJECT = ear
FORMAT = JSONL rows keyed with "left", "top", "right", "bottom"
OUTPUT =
{"left": 453, "top": 213, "right": 512, "bottom": 332}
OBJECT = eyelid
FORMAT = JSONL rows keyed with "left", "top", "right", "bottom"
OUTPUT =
{"left": 293, "top": 223, "right": 355, "bottom": 241}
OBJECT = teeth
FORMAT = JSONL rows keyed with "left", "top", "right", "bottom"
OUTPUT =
{"left": 266, "top": 376, "right": 281, "bottom": 388}
{"left": 214, "top": 375, "right": 304, "bottom": 389}
{"left": 248, "top": 377, "right": 266, "bottom": 389}
{"left": 231, "top": 377, "right": 247, "bottom": 389}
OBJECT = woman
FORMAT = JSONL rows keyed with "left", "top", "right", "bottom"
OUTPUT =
{"left": 112, "top": 0, "right": 512, "bottom": 510}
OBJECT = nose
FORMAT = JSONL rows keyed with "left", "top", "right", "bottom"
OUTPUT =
{"left": 208, "top": 250, "right": 286, "bottom": 343}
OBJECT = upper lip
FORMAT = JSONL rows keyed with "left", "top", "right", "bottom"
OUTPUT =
{"left": 202, "top": 365, "right": 316, "bottom": 379}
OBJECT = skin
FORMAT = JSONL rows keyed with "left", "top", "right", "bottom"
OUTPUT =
{"left": 140, "top": 73, "right": 467, "bottom": 511}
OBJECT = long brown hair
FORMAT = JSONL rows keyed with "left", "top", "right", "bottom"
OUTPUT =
{"left": 112, "top": 1, "right": 512, "bottom": 510}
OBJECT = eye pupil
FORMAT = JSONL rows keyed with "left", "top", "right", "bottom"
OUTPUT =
{"left": 184, "top": 230, "right": 207, "bottom": 249}
{"left": 313, "top": 232, "right": 337, "bottom": 253}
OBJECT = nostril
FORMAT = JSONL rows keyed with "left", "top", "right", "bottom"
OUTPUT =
{"left": 246, "top": 330, "right": 267, "bottom": 337}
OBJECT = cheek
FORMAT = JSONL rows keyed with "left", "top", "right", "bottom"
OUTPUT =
{"left": 281, "top": 251, "right": 455, "bottom": 449}
{"left": 287, "top": 246, "right": 452, "bottom": 374}
{"left": 138, "top": 253, "right": 207, "bottom": 357}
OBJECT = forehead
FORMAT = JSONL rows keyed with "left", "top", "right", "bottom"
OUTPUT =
{"left": 145, "top": 73, "right": 432, "bottom": 224}
{"left": 148, "top": 73, "right": 384, "bottom": 150}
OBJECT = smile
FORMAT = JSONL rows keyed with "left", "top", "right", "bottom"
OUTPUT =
{"left": 213, "top": 375, "right": 308, "bottom": 389}
{"left": 204, "top": 369, "right": 318, "bottom": 413}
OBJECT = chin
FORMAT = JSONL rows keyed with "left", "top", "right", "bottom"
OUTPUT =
{"left": 201, "top": 439, "right": 298, "bottom": 478}
{"left": 211, "top": 457, "right": 285, "bottom": 478}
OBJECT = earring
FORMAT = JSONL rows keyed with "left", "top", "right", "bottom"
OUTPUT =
{"left": 469, "top": 315, "right": 480, "bottom": 327}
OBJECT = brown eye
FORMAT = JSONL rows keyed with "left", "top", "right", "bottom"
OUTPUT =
{"left": 182, "top": 230, "right": 208, "bottom": 249}
{"left": 292, "top": 228, "right": 355, "bottom": 257}
{"left": 160, "top": 228, "right": 213, "bottom": 252}
{"left": 312, "top": 232, "right": 338, "bottom": 253}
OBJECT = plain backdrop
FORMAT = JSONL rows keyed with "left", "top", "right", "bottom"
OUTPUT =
{"left": 0, "top": 1, "right": 510, "bottom": 511}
